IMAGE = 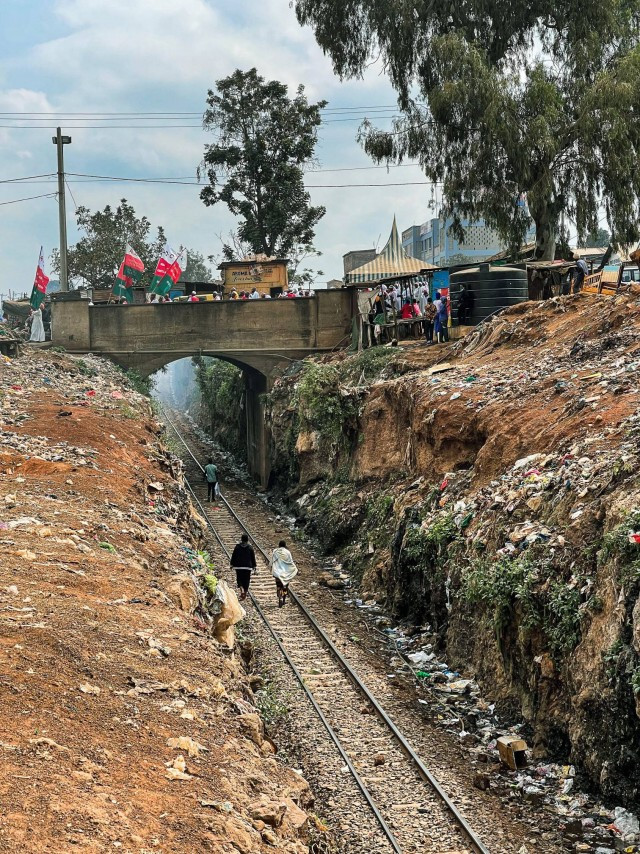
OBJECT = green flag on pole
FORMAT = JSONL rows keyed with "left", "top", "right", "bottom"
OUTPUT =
{"left": 113, "top": 244, "right": 144, "bottom": 303}
{"left": 150, "top": 247, "right": 187, "bottom": 296}
{"left": 30, "top": 247, "right": 49, "bottom": 309}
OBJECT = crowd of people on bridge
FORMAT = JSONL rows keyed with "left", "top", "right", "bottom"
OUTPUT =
{"left": 136, "top": 284, "right": 317, "bottom": 304}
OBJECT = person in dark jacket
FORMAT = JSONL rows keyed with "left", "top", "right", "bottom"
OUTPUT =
{"left": 457, "top": 286, "right": 474, "bottom": 325}
{"left": 437, "top": 296, "right": 449, "bottom": 343}
{"left": 573, "top": 257, "right": 589, "bottom": 293}
{"left": 230, "top": 534, "right": 256, "bottom": 600}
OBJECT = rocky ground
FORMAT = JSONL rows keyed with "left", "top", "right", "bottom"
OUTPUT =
{"left": 0, "top": 341, "right": 313, "bottom": 853}
{"left": 264, "top": 292, "right": 640, "bottom": 851}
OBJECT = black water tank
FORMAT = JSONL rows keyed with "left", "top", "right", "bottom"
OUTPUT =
{"left": 450, "top": 263, "right": 528, "bottom": 325}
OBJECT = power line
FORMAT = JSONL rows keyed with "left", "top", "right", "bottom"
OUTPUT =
{"left": 0, "top": 117, "right": 400, "bottom": 129}
{"left": 67, "top": 171, "right": 200, "bottom": 185}
{"left": 0, "top": 192, "right": 57, "bottom": 207}
{"left": 0, "top": 113, "right": 399, "bottom": 122}
{"left": 308, "top": 181, "right": 433, "bottom": 188}
{"left": 65, "top": 178, "right": 80, "bottom": 212}
{"left": 0, "top": 105, "right": 398, "bottom": 117}
{"left": 309, "top": 162, "right": 421, "bottom": 173}
{"left": 64, "top": 171, "right": 436, "bottom": 189}
{"left": 0, "top": 163, "right": 426, "bottom": 185}
{"left": 0, "top": 172, "right": 56, "bottom": 183}
{"left": 0, "top": 124, "right": 205, "bottom": 129}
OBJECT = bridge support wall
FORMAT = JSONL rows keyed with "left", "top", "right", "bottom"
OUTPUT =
{"left": 244, "top": 369, "right": 270, "bottom": 486}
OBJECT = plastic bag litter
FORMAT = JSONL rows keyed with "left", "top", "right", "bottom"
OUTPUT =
{"left": 613, "top": 807, "right": 639, "bottom": 835}
{"left": 209, "top": 580, "right": 245, "bottom": 646}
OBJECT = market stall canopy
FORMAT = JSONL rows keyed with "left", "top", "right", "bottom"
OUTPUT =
{"left": 345, "top": 217, "right": 435, "bottom": 284}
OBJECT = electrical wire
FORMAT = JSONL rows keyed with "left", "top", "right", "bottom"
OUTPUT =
{"left": 65, "top": 178, "right": 80, "bottom": 211}
{"left": 0, "top": 173, "right": 56, "bottom": 183}
{"left": 1, "top": 163, "right": 427, "bottom": 184}
{"left": 0, "top": 105, "right": 399, "bottom": 117}
{"left": 0, "top": 117, "right": 400, "bottom": 129}
{"left": 0, "top": 192, "right": 57, "bottom": 207}
{"left": 63, "top": 171, "right": 435, "bottom": 189}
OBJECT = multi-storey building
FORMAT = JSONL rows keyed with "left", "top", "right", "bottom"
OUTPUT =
{"left": 401, "top": 225, "right": 422, "bottom": 261}
{"left": 402, "top": 215, "right": 535, "bottom": 267}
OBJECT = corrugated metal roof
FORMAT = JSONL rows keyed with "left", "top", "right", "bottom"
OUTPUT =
{"left": 345, "top": 217, "right": 436, "bottom": 283}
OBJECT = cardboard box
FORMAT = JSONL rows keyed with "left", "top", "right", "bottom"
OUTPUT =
{"left": 497, "top": 735, "right": 528, "bottom": 770}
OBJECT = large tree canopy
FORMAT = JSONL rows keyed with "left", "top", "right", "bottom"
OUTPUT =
{"left": 199, "top": 68, "right": 327, "bottom": 258}
{"left": 295, "top": 0, "right": 640, "bottom": 259}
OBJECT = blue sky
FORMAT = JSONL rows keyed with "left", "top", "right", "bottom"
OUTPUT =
{"left": 0, "top": 0, "right": 435, "bottom": 296}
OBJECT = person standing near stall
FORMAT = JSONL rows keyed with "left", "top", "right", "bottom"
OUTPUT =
{"left": 29, "top": 307, "right": 45, "bottom": 342}
{"left": 423, "top": 297, "right": 437, "bottom": 344}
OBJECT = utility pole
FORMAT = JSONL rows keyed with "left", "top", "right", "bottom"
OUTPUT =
{"left": 52, "top": 128, "right": 72, "bottom": 292}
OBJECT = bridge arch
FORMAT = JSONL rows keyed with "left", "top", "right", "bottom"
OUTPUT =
{"left": 51, "top": 291, "right": 353, "bottom": 486}
{"left": 149, "top": 354, "right": 276, "bottom": 486}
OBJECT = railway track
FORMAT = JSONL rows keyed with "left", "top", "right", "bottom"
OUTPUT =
{"left": 161, "top": 405, "right": 491, "bottom": 854}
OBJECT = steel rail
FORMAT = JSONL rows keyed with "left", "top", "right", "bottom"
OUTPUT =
{"left": 217, "top": 490, "right": 490, "bottom": 854}
{"left": 161, "top": 407, "right": 403, "bottom": 852}
{"left": 161, "top": 406, "right": 490, "bottom": 854}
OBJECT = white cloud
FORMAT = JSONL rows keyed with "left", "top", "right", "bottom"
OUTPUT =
{"left": 1, "top": 0, "right": 428, "bottom": 292}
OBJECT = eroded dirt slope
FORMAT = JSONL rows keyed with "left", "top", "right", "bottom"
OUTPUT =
{"left": 0, "top": 348, "right": 311, "bottom": 853}
{"left": 266, "top": 293, "right": 640, "bottom": 811}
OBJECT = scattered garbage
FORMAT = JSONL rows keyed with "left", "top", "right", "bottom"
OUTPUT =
{"left": 165, "top": 754, "right": 192, "bottom": 781}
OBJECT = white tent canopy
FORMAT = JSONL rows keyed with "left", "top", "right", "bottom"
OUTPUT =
{"left": 345, "top": 217, "right": 435, "bottom": 284}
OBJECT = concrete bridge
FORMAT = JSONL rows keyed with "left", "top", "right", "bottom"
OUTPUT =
{"left": 51, "top": 290, "right": 354, "bottom": 485}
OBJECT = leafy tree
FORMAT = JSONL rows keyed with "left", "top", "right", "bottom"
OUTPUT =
{"left": 288, "top": 243, "right": 324, "bottom": 288}
{"left": 199, "top": 68, "right": 327, "bottom": 258}
{"left": 52, "top": 199, "right": 166, "bottom": 288}
{"left": 180, "top": 249, "right": 213, "bottom": 283}
{"left": 295, "top": 1, "right": 640, "bottom": 259}
{"left": 579, "top": 227, "right": 611, "bottom": 249}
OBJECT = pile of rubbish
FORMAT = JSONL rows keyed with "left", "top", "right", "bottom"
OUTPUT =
{"left": 331, "top": 595, "right": 640, "bottom": 852}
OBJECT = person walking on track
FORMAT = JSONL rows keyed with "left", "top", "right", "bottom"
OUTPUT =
{"left": 203, "top": 458, "right": 218, "bottom": 502}
{"left": 270, "top": 540, "right": 298, "bottom": 608}
{"left": 230, "top": 534, "right": 256, "bottom": 601}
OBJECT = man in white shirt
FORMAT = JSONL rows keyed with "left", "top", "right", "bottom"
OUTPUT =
{"left": 249, "top": 287, "right": 260, "bottom": 299}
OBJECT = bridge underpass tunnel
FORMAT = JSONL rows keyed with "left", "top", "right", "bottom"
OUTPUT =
{"left": 151, "top": 357, "right": 271, "bottom": 486}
